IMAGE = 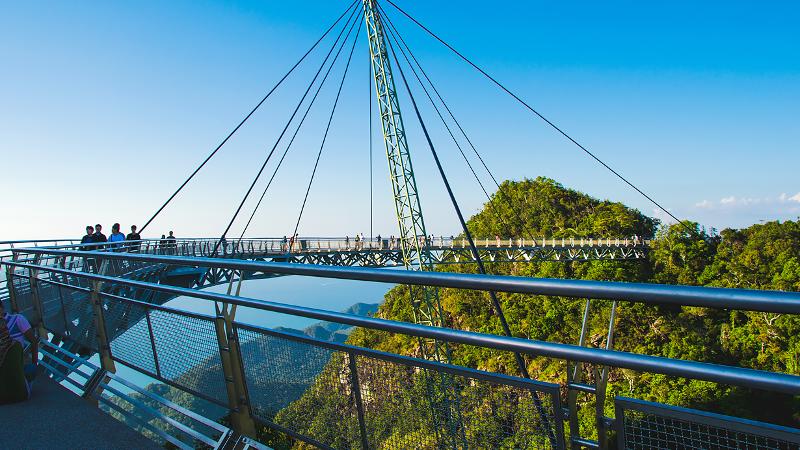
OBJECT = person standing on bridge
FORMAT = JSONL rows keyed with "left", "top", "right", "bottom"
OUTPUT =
{"left": 0, "top": 302, "right": 37, "bottom": 396}
{"left": 126, "top": 225, "right": 141, "bottom": 252}
{"left": 109, "top": 223, "right": 125, "bottom": 250}
{"left": 80, "top": 225, "right": 94, "bottom": 249}
{"left": 0, "top": 307, "right": 30, "bottom": 403}
{"left": 93, "top": 223, "right": 107, "bottom": 250}
{"left": 166, "top": 231, "right": 177, "bottom": 254}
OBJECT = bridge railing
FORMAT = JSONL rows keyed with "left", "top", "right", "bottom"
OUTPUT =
{"left": 14, "top": 235, "right": 649, "bottom": 256}
{"left": 3, "top": 248, "right": 798, "bottom": 449}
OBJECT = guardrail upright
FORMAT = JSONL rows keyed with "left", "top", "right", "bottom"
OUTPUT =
{"left": 5, "top": 261, "right": 20, "bottom": 313}
{"left": 214, "top": 301, "right": 257, "bottom": 437}
{"left": 347, "top": 351, "right": 370, "bottom": 450}
{"left": 566, "top": 299, "right": 619, "bottom": 449}
{"left": 28, "top": 254, "right": 46, "bottom": 334}
{"left": 91, "top": 259, "right": 116, "bottom": 374}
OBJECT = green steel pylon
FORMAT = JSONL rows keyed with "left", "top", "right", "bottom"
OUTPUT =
{"left": 362, "top": 0, "right": 449, "bottom": 364}
{"left": 363, "top": 4, "right": 467, "bottom": 447}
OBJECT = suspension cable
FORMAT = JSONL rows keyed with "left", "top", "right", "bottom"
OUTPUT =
{"left": 378, "top": 4, "right": 500, "bottom": 190}
{"left": 383, "top": 21, "right": 557, "bottom": 445}
{"left": 213, "top": 9, "right": 361, "bottom": 254}
{"left": 139, "top": 0, "right": 359, "bottom": 234}
{"left": 383, "top": 0, "right": 695, "bottom": 236}
{"left": 369, "top": 47, "right": 374, "bottom": 241}
{"left": 381, "top": 19, "right": 492, "bottom": 201}
{"left": 235, "top": 13, "right": 362, "bottom": 242}
{"left": 293, "top": 26, "right": 362, "bottom": 239}
{"left": 380, "top": 10, "right": 549, "bottom": 240}
{"left": 384, "top": 18, "right": 529, "bottom": 380}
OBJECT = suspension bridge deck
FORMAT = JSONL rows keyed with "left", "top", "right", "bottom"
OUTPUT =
{"left": 2, "top": 244, "right": 799, "bottom": 449}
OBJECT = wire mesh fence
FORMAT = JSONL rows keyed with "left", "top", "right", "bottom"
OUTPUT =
{"left": 9, "top": 271, "right": 37, "bottom": 322}
{"left": 615, "top": 397, "right": 800, "bottom": 450}
{"left": 236, "top": 324, "right": 362, "bottom": 449}
{"left": 355, "top": 353, "right": 563, "bottom": 449}
{"left": 58, "top": 283, "right": 98, "bottom": 352}
{"left": 236, "top": 323, "right": 565, "bottom": 449}
{"left": 102, "top": 294, "right": 229, "bottom": 407}
{"left": 104, "top": 297, "right": 159, "bottom": 376}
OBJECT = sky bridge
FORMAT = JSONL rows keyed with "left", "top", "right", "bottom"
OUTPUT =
{"left": 2, "top": 245, "right": 800, "bottom": 449}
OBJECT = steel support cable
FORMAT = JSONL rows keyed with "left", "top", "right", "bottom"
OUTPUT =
{"left": 235, "top": 14, "right": 362, "bottom": 244}
{"left": 379, "top": 3, "right": 501, "bottom": 190}
{"left": 378, "top": 4, "right": 500, "bottom": 190}
{"left": 381, "top": 21, "right": 492, "bottom": 202}
{"left": 383, "top": 0, "right": 697, "bottom": 237}
{"left": 212, "top": 10, "right": 362, "bottom": 255}
{"left": 383, "top": 25, "right": 558, "bottom": 446}
{"left": 369, "top": 50, "right": 374, "bottom": 241}
{"left": 380, "top": 11, "right": 551, "bottom": 241}
{"left": 139, "top": 0, "right": 359, "bottom": 234}
{"left": 292, "top": 25, "right": 362, "bottom": 240}
{"left": 382, "top": 14, "right": 539, "bottom": 249}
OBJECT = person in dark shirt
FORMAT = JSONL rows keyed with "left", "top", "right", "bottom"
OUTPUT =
{"left": 126, "top": 225, "right": 141, "bottom": 252}
{"left": 80, "top": 226, "right": 94, "bottom": 249}
{"left": 166, "top": 231, "right": 177, "bottom": 254}
{"left": 93, "top": 223, "right": 107, "bottom": 248}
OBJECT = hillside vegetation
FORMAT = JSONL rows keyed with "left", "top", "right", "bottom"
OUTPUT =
{"left": 273, "top": 177, "right": 800, "bottom": 447}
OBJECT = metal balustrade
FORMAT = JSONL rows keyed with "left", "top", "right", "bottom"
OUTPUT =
{"left": 10, "top": 235, "right": 650, "bottom": 267}
{"left": 615, "top": 397, "right": 800, "bottom": 450}
{"left": 2, "top": 247, "right": 799, "bottom": 449}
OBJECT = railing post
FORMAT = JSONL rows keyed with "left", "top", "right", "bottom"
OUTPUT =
{"left": 348, "top": 351, "right": 370, "bottom": 450}
{"left": 28, "top": 254, "right": 47, "bottom": 335}
{"left": 90, "top": 259, "right": 116, "bottom": 374}
{"left": 5, "top": 264, "right": 20, "bottom": 313}
{"left": 213, "top": 304, "right": 256, "bottom": 437}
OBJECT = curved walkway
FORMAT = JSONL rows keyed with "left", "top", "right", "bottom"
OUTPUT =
{"left": 0, "top": 376, "right": 158, "bottom": 450}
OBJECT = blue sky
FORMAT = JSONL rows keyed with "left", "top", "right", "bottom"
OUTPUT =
{"left": 1, "top": 1, "right": 798, "bottom": 240}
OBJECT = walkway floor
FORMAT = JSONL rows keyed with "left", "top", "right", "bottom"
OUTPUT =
{"left": 0, "top": 376, "right": 159, "bottom": 450}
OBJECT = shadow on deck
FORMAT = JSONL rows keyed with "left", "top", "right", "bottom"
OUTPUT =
{"left": 0, "top": 375, "right": 159, "bottom": 450}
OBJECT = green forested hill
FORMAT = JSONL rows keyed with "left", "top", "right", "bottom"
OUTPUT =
{"left": 270, "top": 178, "right": 800, "bottom": 447}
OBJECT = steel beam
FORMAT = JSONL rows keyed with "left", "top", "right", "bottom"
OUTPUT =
{"left": 363, "top": 0, "right": 449, "bottom": 364}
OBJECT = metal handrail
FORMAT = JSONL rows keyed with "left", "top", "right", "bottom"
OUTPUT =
{"left": 11, "top": 236, "right": 649, "bottom": 253}
{"left": 11, "top": 248, "right": 800, "bottom": 314}
{"left": 6, "top": 258, "right": 800, "bottom": 395}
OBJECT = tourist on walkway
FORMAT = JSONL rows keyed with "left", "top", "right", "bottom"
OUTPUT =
{"left": 166, "top": 231, "right": 177, "bottom": 254}
{"left": 126, "top": 225, "right": 141, "bottom": 252}
{"left": 109, "top": 223, "right": 125, "bottom": 250}
{"left": 80, "top": 225, "right": 94, "bottom": 248}
{"left": 0, "top": 302, "right": 39, "bottom": 393}
{"left": 0, "top": 306, "right": 30, "bottom": 404}
{"left": 93, "top": 223, "right": 107, "bottom": 250}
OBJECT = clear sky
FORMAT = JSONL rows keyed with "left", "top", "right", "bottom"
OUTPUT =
{"left": 1, "top": 1, "right": 798, "bottom": 241}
